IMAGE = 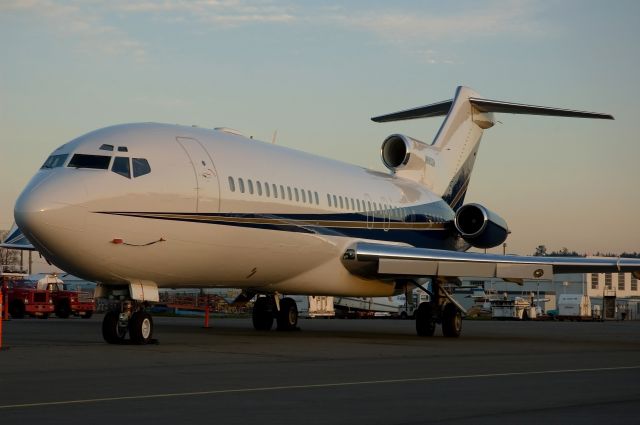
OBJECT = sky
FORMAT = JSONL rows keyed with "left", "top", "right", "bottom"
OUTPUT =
{"left": 1, "top": 0, "right": 639, "bottom": 271}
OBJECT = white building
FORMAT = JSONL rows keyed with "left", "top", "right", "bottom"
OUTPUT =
{"left": 586, "top": 272, "right": 639, "bottom": 298}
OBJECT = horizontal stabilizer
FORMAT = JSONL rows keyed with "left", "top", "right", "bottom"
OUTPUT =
{"left": 469, "top": 98, "right": 614, "bottom": 120}
{"left": 371, "top": 100, "right": 453, "bottom": 122}
{"left": 371, "top": 94, "right": 614, "bottom": 123}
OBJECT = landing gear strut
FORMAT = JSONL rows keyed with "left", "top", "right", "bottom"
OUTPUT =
{"left": 413, "top": 278, "right": 464, "bottom": 338}
{"left": 252, "top": 295, "right": 299, "bottom": 332}
{"left": 102, "top": 300, "right": 154, "bottom": 345}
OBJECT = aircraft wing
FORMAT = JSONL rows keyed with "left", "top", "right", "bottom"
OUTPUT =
{"left": 1, "top": 223, "right": 35, "bottom": 251}
{"left": 341, "top": 242, "right": 640, "bottom": 282}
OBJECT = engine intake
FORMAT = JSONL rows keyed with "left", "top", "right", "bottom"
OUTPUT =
{"left": 454, "top": 203, "right": 509, "bottom": 249}
{"left": 381, "top": 134, "right": 431, "bottom": 172}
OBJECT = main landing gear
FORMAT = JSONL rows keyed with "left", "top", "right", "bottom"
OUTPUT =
{"left": 102, "top": 300, "right": 154, "bottom": 345}
{"left": 414, "top": 279, "right": 463, "bottom": 338}
{"left": 252, "top": 295, "right": 299, "bottom": 332}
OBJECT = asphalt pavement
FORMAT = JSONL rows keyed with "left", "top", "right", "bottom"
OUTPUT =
{"left": 0, "top": 315, "right": 639, "bottom": 424}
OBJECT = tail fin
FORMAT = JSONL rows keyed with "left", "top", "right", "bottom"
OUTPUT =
{"left": 372, "top": 86, "right": 613, "bottom": 210}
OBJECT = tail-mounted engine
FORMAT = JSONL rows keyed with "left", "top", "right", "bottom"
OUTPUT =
{"left": 381, "top": 134, "right": 433, "bottom": 173}
{"left": 454, "top": 203, "right": 509, "bottom": 249}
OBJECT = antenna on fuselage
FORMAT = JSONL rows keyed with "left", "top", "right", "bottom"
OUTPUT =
{"left": 272, "top": 130, "right": 278, "bottom": 144}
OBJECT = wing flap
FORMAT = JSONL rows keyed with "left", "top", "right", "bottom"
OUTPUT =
{"left": 343, "top": 242, "right": 640, "bottom": 281}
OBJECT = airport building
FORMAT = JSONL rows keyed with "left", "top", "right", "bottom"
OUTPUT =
{"left": 456, "top": 272, "right": 640, "bottom": 320}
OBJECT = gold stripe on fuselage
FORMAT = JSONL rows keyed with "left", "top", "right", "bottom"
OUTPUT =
{"left": 105, "top": 212, "right": 449, "bottom": 231}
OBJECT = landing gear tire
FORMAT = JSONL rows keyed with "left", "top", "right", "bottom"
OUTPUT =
{"left": 400, "top": 311, "right": 408, "bottom": 320}
{"left": 9, "top": 300, "right": 25, "bottom": 319}
{"left": 129, "top": 311, "right": 154, "bottom": 345}
{"left": 277, "top": 297, "right": 298, "bottom": 331}
{"left": 252, "top": 297, "right": 274, "bottom": 331}
{"left": 102, "top": 310, "right": 128, "bottom": 344}
{"left": 415, "top": 303, "right": 436, "bottom": 337}
{"left": 442, "top": 303, "right": 462, "bottom": 338}
{"left": 55, "top": 301, "right": 71, "bottom": 319}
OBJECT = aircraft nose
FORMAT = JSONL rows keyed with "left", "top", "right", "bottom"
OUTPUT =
{"left": 14, "top": 171, "right": 88, "bottom": 255}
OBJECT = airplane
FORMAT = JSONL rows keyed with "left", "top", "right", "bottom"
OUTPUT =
{"left": 4, "top": 86, "right": 640, "bottom": 344}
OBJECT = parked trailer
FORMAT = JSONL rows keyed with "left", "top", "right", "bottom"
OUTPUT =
{"left": 291, "top": 296, "right": 335, "bottom": 318}
{"left": 557, "top": 294, "right": 591, "bottom": 321}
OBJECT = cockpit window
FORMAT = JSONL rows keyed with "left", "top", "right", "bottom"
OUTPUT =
{"left": 117, "top": 146, "right": 128, "bottom": 152}
{"left": 132, "top": 158, "right": 151, "bottom": 177}
{"left": 112, "top": 157, "right": 131, "bottom": 178}
{"left": 68, "top": 154, "right": 111, "bottom": 169}
{"left": 99, "top": 144, "right": 114, "bottom": 151}
{"left": 41, "top": 154, "right": 68, "bottom": 169}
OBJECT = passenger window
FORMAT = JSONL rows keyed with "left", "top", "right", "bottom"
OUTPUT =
{"left": 333, "top": 195, "right": 337, "bottom": 208}
{"left": 357, "top": 199, "right": 361, "bottom": 211}
{"left": 265, "top": 182, "right": 270, "bottom": 197}
{"left": 273, "top": 184, "right": 278, "bottom": 198}
{"left": 41, "top": 154, "right": 68, "bottom": 169}
{"left": 287, "top": 186, "right": 292, "bottom": 201}
{"left": 301, "top": 189, "right": 306, "bottom": 203}
{"left": 257, "top": 181, "right": 262, "bottom": 196}
{"left": 350, "top": 198, "right": 355, "bottom": 210}
{"left": 327, "top": 194, "right": 332, "bottom": 207}
{"left": 280, "top": 185, "right": 285, "bottom": 199}
{"left": 132, "top": 158, "right": 151, "bottom": 177}
{"left": 367, "top": 201, "right": 372, "bottom": 211}
{"left": 314, "top": 192, "right": 319, "bottom": 205}
{"left": 228, "top": 176, "right": 236, "bottom": 192}
{"left": 99, "top": 144, "right": 114, "bottom": 151}
{"left": 112, "top": 157, "right": 131, "bottom": 178}
{"left": 68, "top": 154, "right": 111, "bottom": 169}
{"left": 238, "top": 178, "right": 245, "bottom": 193}
{"left": 294, "top": 188, "right": 299, "bottom": 202}
{"left": 339, "top": 196, "right": 343, "bottom": 209}
{"left": 248, "top": 180, "right": 254, "bottom": 195}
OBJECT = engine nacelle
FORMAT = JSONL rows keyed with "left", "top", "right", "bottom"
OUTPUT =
{"left": 454, "top": 203, "right": 509, "bottom": 249}
{"left": 380, "top": 134, "right": 433, "bottom": 172}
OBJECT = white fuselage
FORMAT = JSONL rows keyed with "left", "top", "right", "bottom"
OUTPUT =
{"left": 15, "top": 123, "right": 459, "bottom": 297}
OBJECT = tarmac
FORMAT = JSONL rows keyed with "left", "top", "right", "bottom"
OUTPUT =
{"left": 1, "top": 315, "right": 639, "bottom": 425}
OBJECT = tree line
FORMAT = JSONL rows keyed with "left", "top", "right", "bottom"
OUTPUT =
{"left": 533, "top": 245, "right": 640, "bottom": 258}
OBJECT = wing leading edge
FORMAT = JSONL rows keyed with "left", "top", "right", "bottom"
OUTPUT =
{"left": 341, "top": 242, "right": 640, "bottom": 282}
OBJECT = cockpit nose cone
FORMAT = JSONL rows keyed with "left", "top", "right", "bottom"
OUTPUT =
{"left": 14, "top": 171, "right": 88, "bottom": 253}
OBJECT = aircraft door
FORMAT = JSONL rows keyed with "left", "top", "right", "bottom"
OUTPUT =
{"left": 176, "top": 137, "right": 220, "bottom": 213}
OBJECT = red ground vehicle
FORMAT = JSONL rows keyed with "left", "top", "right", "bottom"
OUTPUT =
{"left": 1, "top": 273, "right": 55, "bottom": 319}
{"left": 36, "top": 275, "right": 95, "bottom": 319}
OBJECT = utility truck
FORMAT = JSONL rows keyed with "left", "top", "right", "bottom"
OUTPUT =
{"left": 2, "top": 272, "right": 54, "bottom": 319}
{"left": 36, "top": 274, "right": 95, "bottom": 319}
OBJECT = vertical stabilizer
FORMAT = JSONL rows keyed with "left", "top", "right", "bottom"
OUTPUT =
{"left": 428, "top": 86, "right": 493, "bottom": 210}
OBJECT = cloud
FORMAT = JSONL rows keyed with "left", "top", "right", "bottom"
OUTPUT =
{"left": 112, "top": 0, "right": 296, "bottom": 28}
{"left": 1, "top": 0, "right": 148, "bottom": 61}
{"left": 333, "top": 1, "right": 542, "bottom": 41}
{"left": 325, "top": 0, "right": 544, "bottom": 64}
